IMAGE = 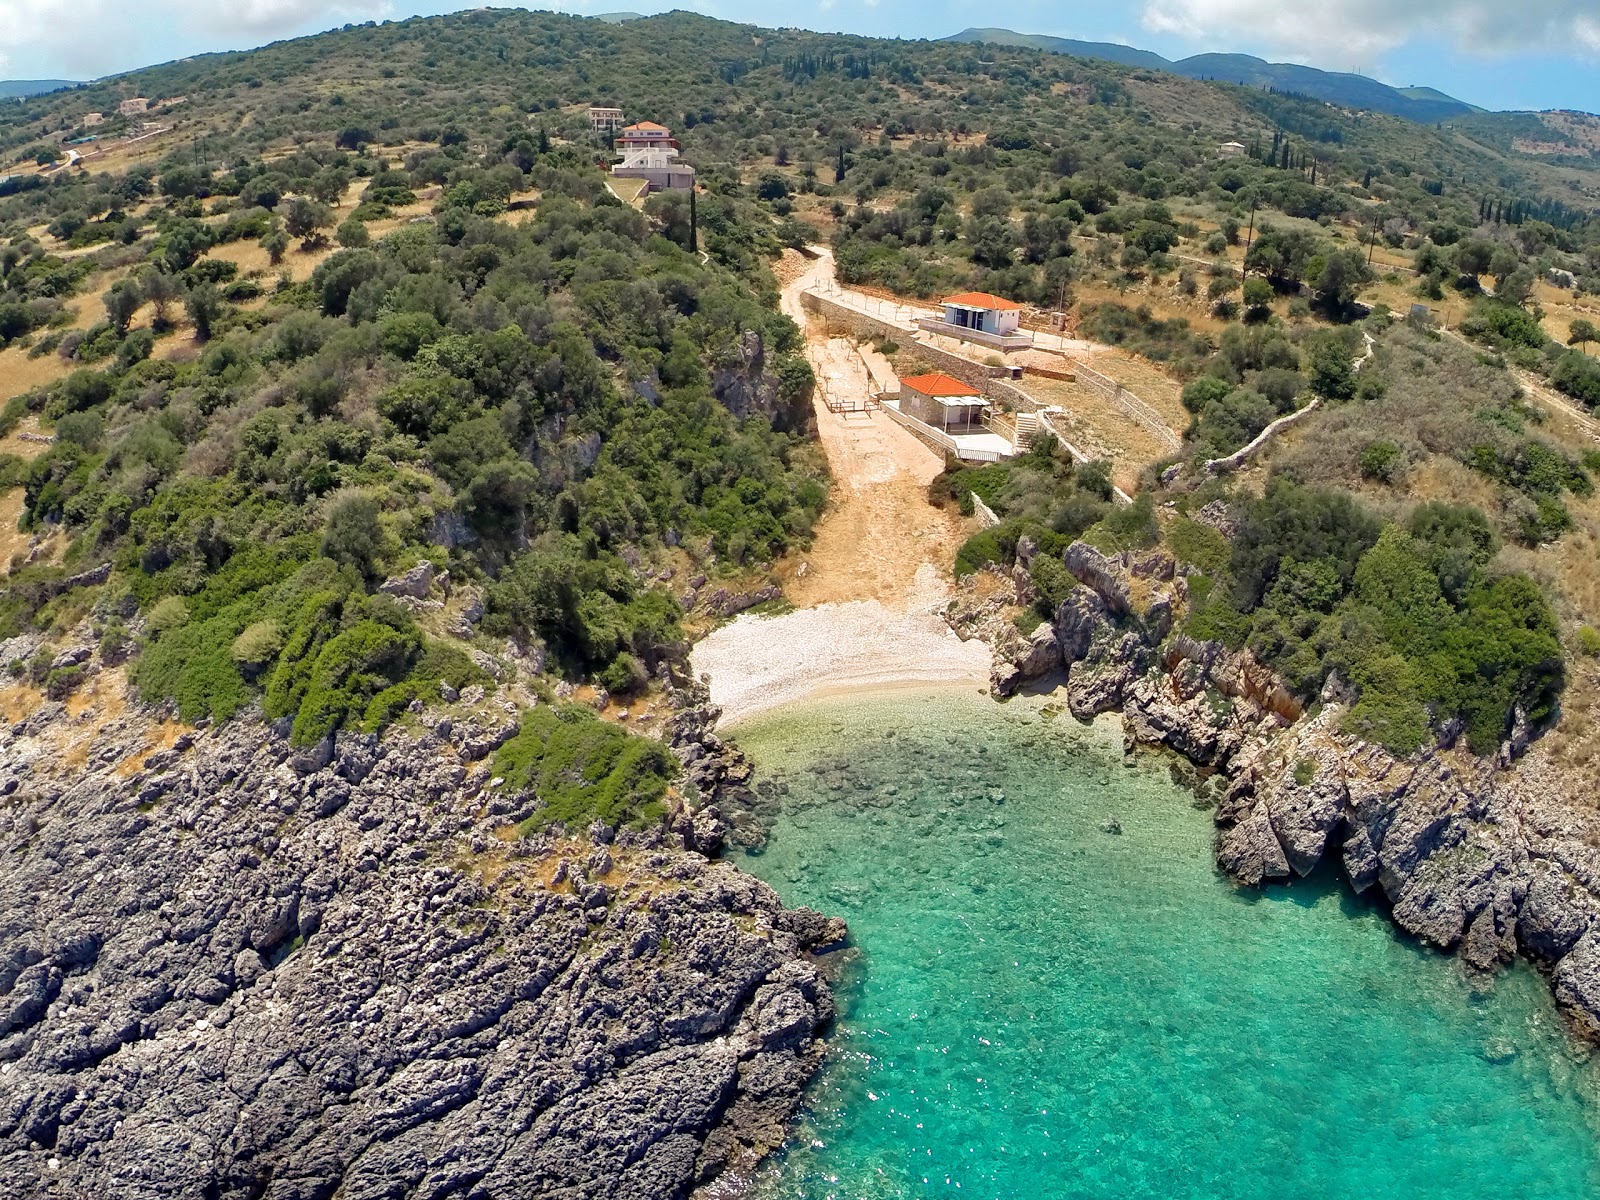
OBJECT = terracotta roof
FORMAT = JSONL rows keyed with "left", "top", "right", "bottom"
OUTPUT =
{"left": 941, "top": 291, "right": 1023, "bottom": 311}
{"left": 623, "top": 121, "right": 669, "bottom": 133}
{"left": 899, "top": 372, "right": 982, "bottom": 398}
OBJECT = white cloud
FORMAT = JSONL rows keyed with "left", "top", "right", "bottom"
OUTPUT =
{"left": 1141, "top": 0, "right": 1600, "bottom": 59}
{"left": 0, "top": 0, "right": 393, "bottom": 78}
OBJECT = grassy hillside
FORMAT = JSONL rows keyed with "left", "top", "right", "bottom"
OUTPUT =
{"left": 0, "top": 8, "right": 1598, "bottom": 767}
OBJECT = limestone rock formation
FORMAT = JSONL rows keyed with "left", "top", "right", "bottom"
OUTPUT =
{"left": 0, "top": 688, "right": 840, "bottom": 1198}
{"left": 957, "top": 537, "right": 1600, "bottom": 1041}
{"left": 710, "top": 331, "right": 809, "bottom": 433}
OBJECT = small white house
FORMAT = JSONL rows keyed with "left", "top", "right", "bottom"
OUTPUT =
{"left": 118, "top": 97, "right": 149, "bottom": 116}
{"left": 938, "top": 292, "right": 1023, "bottom": 338}
{"left": 897, "top": 373, "right": 988, "bottom": 432}
{"left": 588, "top": 106, "right": 625, "bottom": 133}
{"left": 1218, "top": 140, "right": 1247, "bottom": 158}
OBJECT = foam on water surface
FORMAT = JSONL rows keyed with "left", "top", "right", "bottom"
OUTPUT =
{"left": 733, "top": 687, "right": 1600, "bottom": 1199}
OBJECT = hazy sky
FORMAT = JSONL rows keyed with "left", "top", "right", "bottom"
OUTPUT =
{"left": 1, "top": 0, "right": 1597, "bottom": 113}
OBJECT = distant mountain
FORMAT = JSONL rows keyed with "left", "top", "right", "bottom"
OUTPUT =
{"left": 944, "top": 29, "right": 1481, "bottom": 124}
{"left": 0, "top": 79, "right": 77, "bottom": 99}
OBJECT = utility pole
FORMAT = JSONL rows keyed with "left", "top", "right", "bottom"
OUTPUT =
{"left": 1244, "top": 198, "right": 1257, "bottom": 267}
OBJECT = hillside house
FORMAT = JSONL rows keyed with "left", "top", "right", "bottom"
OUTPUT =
{"left": 897, "top": 373, "right": 988, "bottom": 432}
{"left": 611, "top": 121, "right": 695, "bottom": 193}
{"left": 82, "top": 112, "right": 104, "bottom": 128}
{"left": 1218, "top": 140, "right": 1247, "bottom": 157}
{"left": 588, "top": 106, "right": 625, "bottom": 133}
{"left": 916, "top": 292, "right": 1031, "bottom": 350}
{"left": 118, "top": 97, "right": 149, "bottom": 116}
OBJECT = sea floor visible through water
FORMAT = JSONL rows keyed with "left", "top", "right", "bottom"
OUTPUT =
{"left": 730, "top": 687, "right": 1600, "bottom": 1199}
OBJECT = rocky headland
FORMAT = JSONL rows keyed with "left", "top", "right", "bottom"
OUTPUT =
{"left": 0, "top": 640, "right": 844, "bottom": 1199}
{"left": 954, "top": 536, "right": 1600, "bottom": 1040}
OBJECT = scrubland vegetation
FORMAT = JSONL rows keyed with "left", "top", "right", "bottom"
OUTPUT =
{"left": 2, "top": 8, "right": 1600, "bottom": 776}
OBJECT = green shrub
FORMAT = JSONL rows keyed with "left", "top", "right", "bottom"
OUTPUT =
{"left": 497, "top": 704, "right": 676, "bottom": 831}
{"left": 1292, "top": 758, "right": 1316, "bottom": 787}
{"left": 146, "top": 595, "right": 190, "bottom": 634}
{"left": 955, "top": 530, "right": 1005, "bottom": 576}
{"left": 600, "top": 652, "right": 649, "bottom": 696}
{"left": 289, "top": 619, "right": 421, "bottom": 745}
{"left": 132, "top": 609, "right": 252, "bottom": 723}
{"left": 1083, "top": 493, "right": 1158, "bottom": 554}
{"left": 1165, "top": 517, "right": 1230, "bottom": 577}
{"left": 231, "top": 620, "right": 284, "bottom": 666}
{"left": 1576, "top": 626, "right": 1600, "bottom": 657}
{"left": 1461, "top": 302, "right": 1549, "bottom": 352}
{"left": 1359, "top": 440, "right": 1403, "bottom": 483}
{"left": 1029, "top": 555, "right": 1077, "bottom": 614}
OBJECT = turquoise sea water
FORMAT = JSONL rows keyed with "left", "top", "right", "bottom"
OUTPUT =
{"left": 733, "top": 687, "right": 1600, "bottom": 1200}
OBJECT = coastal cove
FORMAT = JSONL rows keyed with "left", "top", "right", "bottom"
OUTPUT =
{"left": 727, "top": 686, "right": 1600, "bottom": 1198}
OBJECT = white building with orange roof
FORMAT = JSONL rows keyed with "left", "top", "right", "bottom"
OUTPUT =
{"left": 916, "top": 290, "right": 1033, "bottom": 351}
{"left": 612, "top": 120, "right": 694, "bottom": 193}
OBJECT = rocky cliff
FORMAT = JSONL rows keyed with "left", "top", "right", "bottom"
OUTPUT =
{"left": 0, "top": 658, "right": 842, "bottom": 1199}
{"left": 953, "top": 540, "right": 1600, "bottom": 1040}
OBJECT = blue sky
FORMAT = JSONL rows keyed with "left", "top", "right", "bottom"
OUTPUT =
{"left": 2, "top": 0, "right": 1597, "bottom": 113}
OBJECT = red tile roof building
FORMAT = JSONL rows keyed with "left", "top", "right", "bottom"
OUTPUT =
{"left": 899, "top": 373, "right": 982, "bottom": 398}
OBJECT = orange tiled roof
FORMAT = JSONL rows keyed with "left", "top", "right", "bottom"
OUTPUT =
{"left": 623, "top": 121, "right": 669, "bottom": 133}
{"left": 899, "top": 372, "right": 982, "bottom": 398}
{"left": 941, "top": 291, "right": 1023, "bottom": 311}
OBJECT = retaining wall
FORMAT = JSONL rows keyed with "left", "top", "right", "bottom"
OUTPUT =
{"left": 1066, "top": 358, "right": 1183, "bottom": 454}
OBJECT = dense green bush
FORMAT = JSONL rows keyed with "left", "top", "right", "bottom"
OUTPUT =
{"left": 1175, "top": 481, "right": 1562, "bottom": 754}
{"left": 496, "top": 704, "right": 676, "bottom": 831}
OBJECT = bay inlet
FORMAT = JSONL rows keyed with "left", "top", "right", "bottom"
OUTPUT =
{"left": 730, "top": 687, "right": 1600, "bottom": 1199}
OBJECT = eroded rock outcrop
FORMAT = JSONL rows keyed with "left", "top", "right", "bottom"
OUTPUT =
{"left": 963, "top": 537, "right": 1600, "bottom": 1041}
{"left": 0, "top": 685, "right": 841, "bottom": 1198}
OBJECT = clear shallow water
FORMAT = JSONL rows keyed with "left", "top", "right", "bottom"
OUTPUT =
{"left": 733, "top": 688, "right": 1600, "bottom": 1200}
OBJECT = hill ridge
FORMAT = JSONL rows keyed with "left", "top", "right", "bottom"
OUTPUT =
{"left": 944, "top": 27, "right": 1483, "bottom": 123}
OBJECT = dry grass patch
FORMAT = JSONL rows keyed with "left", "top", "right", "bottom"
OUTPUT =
{"left": 0, "top": 488, "right": 28, "bottom": 572}
{"left": 0, "top": 682, "right": 45, "bottom": 724}
{"left": 205, "top": 239, "right": 336, "bottom": 284}
{"left": 112, "top": 718, "right": 193, "bottom": 780}
{"left": 0, "top": 415, "right": 52, "bottom": 460}
{"left": 1018, "top": 376, "right": 1170, "bottom": 492}
{"left": 0, "top": 290, "right": 116, "bottom": 404}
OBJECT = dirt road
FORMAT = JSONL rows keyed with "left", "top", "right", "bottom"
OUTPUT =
{"left": 778, "top": 250, "right": 972, "bottom": 611}
{"left": 691, "top": 252, "right": 992, "bottom": 723}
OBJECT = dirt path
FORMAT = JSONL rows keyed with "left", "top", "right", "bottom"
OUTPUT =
{"left": 778, "top": 250, "right": 971, "bottom": 611}
{"left": 692, "top": 251, "right": 990, "bottom": 724}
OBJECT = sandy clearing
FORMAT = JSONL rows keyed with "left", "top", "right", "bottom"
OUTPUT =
{"left": 777, "top": 252, "right": 972, "bottom": 611}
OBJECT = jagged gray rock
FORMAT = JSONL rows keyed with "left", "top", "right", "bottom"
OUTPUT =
{"left": 378, "top": 560, "right": 436, "bottom": 600}
{"left": 0, "top": 697, "right": 840, "bottom": 1198}
{"left": 951, "top": 537, "right": 1600, "bottom": 1042}
{"left": 988, "top": 622, "right": 1061, "bottom": 698}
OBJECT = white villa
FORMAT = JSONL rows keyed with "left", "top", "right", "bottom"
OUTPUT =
{"left": 611, "top": 121, "right": 695, "bottom": 193}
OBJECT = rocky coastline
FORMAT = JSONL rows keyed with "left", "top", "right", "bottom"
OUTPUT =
{"left": 0, "top": 643, "right": 844, "bottom": 1199}
{"left": 953, "top": 538, "right": 1600, "bottom": 1040}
